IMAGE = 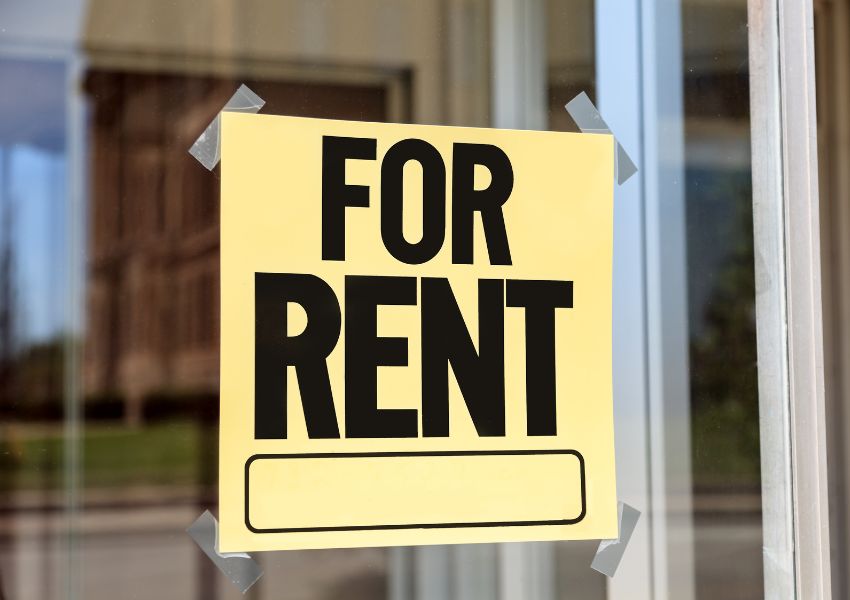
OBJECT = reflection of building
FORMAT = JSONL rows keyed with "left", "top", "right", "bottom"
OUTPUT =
{"left": 82, "top": 73, "right": 393, "bottom": 421}
{"left": 79, "top": 0, "right": 594, "bottom": 422}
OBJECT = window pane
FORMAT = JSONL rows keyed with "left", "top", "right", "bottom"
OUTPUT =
{"left": 0, "top": 0, "right": 771, "bottom": 598}
{"left": 682, "top": 1, "right": 762, "bottom": 597}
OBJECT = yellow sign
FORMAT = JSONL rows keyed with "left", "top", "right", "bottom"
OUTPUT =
{"left": 219, "top": 112, "right": 617, "bottom": 552}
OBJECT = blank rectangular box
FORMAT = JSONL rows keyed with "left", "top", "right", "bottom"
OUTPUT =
{"left": 245, "top": 450, "right": 586, "bottom": 533}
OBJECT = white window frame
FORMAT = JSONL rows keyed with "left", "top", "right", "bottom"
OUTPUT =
{"left": 748, "top": 0, "right": 832, "bottom": 596}
{"left": 596, "top": 0, "right": 694, "bottom": 597}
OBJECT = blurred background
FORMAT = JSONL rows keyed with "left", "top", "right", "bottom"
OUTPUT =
{"left": 0, "top": 0, "right": 831, "bottom": 598}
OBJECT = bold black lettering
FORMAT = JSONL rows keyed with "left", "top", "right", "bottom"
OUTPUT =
{"left": 506, "top": 279, "right": 573, "bottom": 436}
{"left": 322, "top": 136, "right": 377, "bottom": 260}
{"left": 255, "top": 273, "right": 341, "bottom": 439}
{"left": 452, "top": 143, "right": 513, "bottom": 265}
{"left": 380, "top": 138, "right": 447, "bottom": 264}
{"left": 345, "top": 275, "right": 419, "bottom": 438}
{"left": 421, "top": 278, "right": 505, "bottom": 436}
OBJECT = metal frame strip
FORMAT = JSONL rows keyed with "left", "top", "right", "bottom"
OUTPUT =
{"left": 748, "top": 0, "right": 832, "bottom": 596}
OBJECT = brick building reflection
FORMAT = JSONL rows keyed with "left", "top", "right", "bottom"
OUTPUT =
{"left": 82, "top": 72, "right": 391, "bottom": 423}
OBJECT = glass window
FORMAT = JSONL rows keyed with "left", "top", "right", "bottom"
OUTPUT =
{"left": 0, "top": 0, "right": 808, "bottom": 598}
{"left": 682, "top": 2, "right": 761, "bottom": 598}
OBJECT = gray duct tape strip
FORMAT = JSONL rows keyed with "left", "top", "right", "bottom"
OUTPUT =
{"left": 565, "top": 92, "right": 638, "bottom": 185}
{"left": 591, "top": 501, "right": 641, "bottom": 577}
{"left": 188, "top": 84, "right": 265, "bottom": 170}
{"left": 187, "top": 510, "right": 263, "bottom": 594}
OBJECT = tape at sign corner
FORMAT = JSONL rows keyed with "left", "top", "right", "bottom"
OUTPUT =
{"left": 187, "top": 510, "right": 264, "bottom": 593}
{"left": 590, "top": 501, "right": 641, "bottom": 577}
{"left": 565, "top": 92, "right": 637, "bottom": 185}
{"left": 188, "top": 84, "right": 265, "bottom": 171}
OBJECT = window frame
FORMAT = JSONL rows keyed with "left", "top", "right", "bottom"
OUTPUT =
{"left": 748, "top": 0, "right": 832, "bottom": 596}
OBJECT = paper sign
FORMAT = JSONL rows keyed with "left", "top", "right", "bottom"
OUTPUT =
{"left": 219, "top": 113, "right": 617, "bottom": 552}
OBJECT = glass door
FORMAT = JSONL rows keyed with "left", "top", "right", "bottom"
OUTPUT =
{"left": 0, "top": 0, "right": 828, "bottom": 598}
